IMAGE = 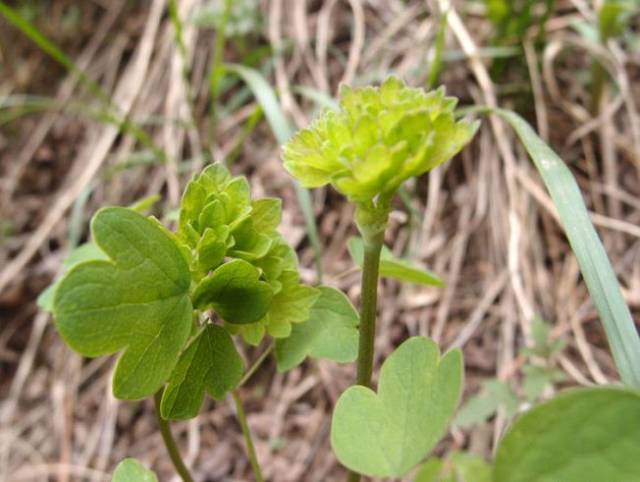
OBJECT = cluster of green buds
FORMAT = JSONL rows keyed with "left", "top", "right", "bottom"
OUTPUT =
{"left": 178, "top": 164, "right": 319, "bottom": 345}
{"left": 283, "top": 77, "right": 478, "bottom": 241}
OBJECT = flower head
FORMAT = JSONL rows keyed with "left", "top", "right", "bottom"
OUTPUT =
{"left": 282, "top": 77, "right": 479, "bottom": 208}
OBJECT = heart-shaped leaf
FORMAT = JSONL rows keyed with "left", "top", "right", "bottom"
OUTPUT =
{"left": 53, "top": 207, "right": 192, "bottom": 400}
{"left": 331, "top": 337, "right": 463, "bottom": 478}
{"left": 494, "top": 387, "right": 640, "bottom": 482}
{"left": 160, "top": 324, "right": 244, "bottom": 420}
{"left": 112, "top": 458, "right": 157, "bottom": 482}
{"left": 192, "top": 259, "right": 273, "bottom": 324}
{"left": 348, "top": 237, "right": 443, "bottom": 287}
{"left": 275, "top": 286, "right": 359, "bottom": 371}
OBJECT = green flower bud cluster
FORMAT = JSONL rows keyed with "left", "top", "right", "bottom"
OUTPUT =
{"left": 283, "top": 77, "right": 478, "bottom": 239}
{"left": 178, "top": 164, "right": 319, "bottom": 345}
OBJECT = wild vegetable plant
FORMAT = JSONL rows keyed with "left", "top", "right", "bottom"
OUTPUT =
{"left": 283, "top": 76, "right": 477, "bottom": 480}
{"left": 46, "top": 77, "right": 640, "bottom": 482}
{"left": 46, "top": 163, "right": 329, "bottom": 481}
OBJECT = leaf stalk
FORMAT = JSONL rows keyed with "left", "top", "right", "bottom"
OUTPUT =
{"left": 153, "top": 391, "right": 195, "bottom": 482}
{"left": 232, "top": 390, "right": 265, "bottom": 482}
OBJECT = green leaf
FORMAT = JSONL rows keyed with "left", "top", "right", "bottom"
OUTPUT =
{"left": 598, "top": 1, "right": 634, "bottom": 41}
{"left": 521, "top": 365, "right": 565, "bottom": 402}
{"left": 348, "top": 237, "right": 444, "bottom": 287}
{"left": 275, "top": 286, "right": 359, "bottom": 371}
{"left": 251, "top": 198, "right": 282, "bottom": 233}
{"left": 38, "top": 242, "right": 108, "bottom": 312}
{"left": 263, "top": 271, "right": 319, "bottom": 338}
{"left": 454, "top": 379, "right": 519, "bottom": 428}
{"left": 414, "top": 452, "right": 492, "bottom": 482}
{"left": 53, "top": 207, "right": 192, "bottom": 400}
{"left": 494, "top": 387, "right": 640, "bottom": 482}
{"left": 193, "top": 259, "right": 273, "bottom": 324}
{"left": 160, "top": 324, "right": 244, "bottom": 420}
{"left": 283, "top": 77, "right": 478, "bottom": 204}
{"left": 331, "top": 337, "right": 463, "bottom": 478}
{"left": 224, "top": 62, "right": 323, "bottom": 281}
{"left": 494, "top": 109, "right": 640, "bottom": 388}
{"left": 112, "top": 458, "right": 158, "bottom": 482}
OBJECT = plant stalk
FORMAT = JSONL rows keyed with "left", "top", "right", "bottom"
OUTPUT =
{"left": 347, "top": 232, "right": 384, "bottom": 482}
{"left": 153, "top": 391, "right": 195, "bottom": 482}
{"left": 354, "top": 234, "right": 384, "bottom": 387}
{"left": 232, "top": 390, "right": 265, "bottom": 482}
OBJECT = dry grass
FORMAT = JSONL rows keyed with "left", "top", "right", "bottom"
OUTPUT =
{"left": 1, "top": 0, "right": 639, "bottom": 481}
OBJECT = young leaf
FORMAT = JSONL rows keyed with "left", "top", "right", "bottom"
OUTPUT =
{"left": 494, "top": 387, "right": 640, "bottom": 482}
{"left": 38, "top": 242, "right": 108, "bottom": 312}
{"left": 53, "top": 207, "right": 192, "bottom": 400}
{"left": 331, "top": 337, "right": 463, "bottom": 478}
{"left": 521, "top": 365, "right": 565, "bottom": 402}
{"left": 454, "top": 379, "right": 519, "bottom": 428}
{"left": 192, "top": 259, "right": 273, "bottom": 324}
{"left": 282, "top": 77, "right": 478, "bottom": 204}
{"left": 160, "top": 324, "right": 244, "bottom": 420}
{"left": 414, "top": 452, "right": 492, "bottom": 482}
{"left": 251, "top": 198, "right": 282, "bottom": 233}
{"left": 348, "top": 237, "right": 443, "bottom": 287}
{"left": 275, "top": 286, "right": 359, "bottom": 371}
{"left": 112, "top": 458, "right": 158, "bottom": 482}
{"left": 494, "top": 109, "right": 640, "bottom": 388}
{"left": 262, "top": 271, "right": 319, "bottom": 338}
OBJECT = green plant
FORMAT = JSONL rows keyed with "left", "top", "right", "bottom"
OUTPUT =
{"left": 46, "top": 163, "right": 328, "bottom": 481}
{"left": 46, "top": 77, "right": 640, "bottom": 482}
{"left": 455, "top": 316, "right": 565, "bottom": 429}
{"left": 283, "top": 77, "right": 476, "bottom": 481}
{"left": 589, "top": 0, "right": 636, "bottom": 113}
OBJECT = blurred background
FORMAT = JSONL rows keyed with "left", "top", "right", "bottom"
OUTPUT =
{"left": 0, "top": 0, "right": 639, "bottom": 480}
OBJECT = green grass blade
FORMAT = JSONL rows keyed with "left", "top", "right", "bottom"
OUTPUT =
{"left": 224, "top": 62, "right": 323, "bottom": 281}
{"left": 0, "top": 3, "right": 168, "bottom": 164}
{"left": 0, "top": 1, "right": 109, "bottom": 104}
{"left": 224, "top": 64, "right": 293, "bottom": 142}
{"left": 495, "top": 109, "right": 640, "bottom": 388}
{"left": 427, "top": 11, "right": 448, "bottom": 89}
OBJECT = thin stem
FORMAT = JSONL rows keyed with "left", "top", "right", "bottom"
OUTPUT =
{"left": 238, "top": 343, "right": 274, "bottom": 388}
{"left": 232, "top": 390, "right": 265, "bottom": 482}
{"left": 347, "top": 233, "right": 384, "bottom": 482}
{"left": 153, "top": 391, "right": 195, "bottom": 482}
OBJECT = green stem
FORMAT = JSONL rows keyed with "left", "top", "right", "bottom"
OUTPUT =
{"left": 239, "top": 343, "right": 274, "bottom": 387}
{"left": 153, "top": 391, "right": 195, "bottom": 482}
{"left": 232, "top": 390, "right": 265, "bottom": 482}
{"left": 347, "top": 233, "right": 384, "bottom": 482}
{"left": 354, "top": 234, "right": 383, "bottom": 387}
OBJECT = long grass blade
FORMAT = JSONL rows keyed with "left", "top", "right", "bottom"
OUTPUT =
{"left": 0, "top": 1, "right": 108, "bottom": 104}
{"left": 495, "top": 108, "right": 640, "bottom": 388}
{"left": 224, "top": 63, "right": 323, "bottom": 281}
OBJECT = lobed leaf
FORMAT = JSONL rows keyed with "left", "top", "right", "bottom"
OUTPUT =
{"left": 192, "top": 259, "right": 273, "bottom": 324}
{"left": 331, "top": 337, "right": 463, "bottom": 478}
{"left": 161, "top": 324, "right": 244, "bottom": 420}
{"left": 275, "top": 286, "right": 359, "bottom": 371}
{"left": 53, "top": 207, "right": 192, "bottom": 400}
